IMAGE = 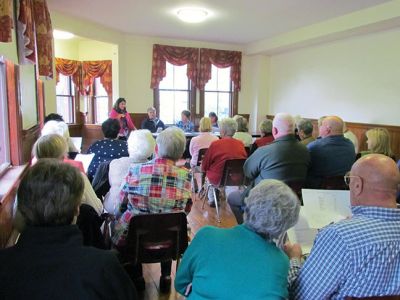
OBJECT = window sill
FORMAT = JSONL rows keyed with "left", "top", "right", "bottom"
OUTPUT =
{"left": 0, "top": 165, "right": 28, "bottom": 204}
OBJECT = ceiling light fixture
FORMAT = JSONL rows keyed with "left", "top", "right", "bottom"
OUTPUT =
{"left": 53, "top": 29, "right": 74, "bottom": 40}
{"left": 176, "top": 7, "right": 209, "bottom": 23}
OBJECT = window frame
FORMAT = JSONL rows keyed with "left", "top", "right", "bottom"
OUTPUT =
{"left": 55, "top": 74, "right": 78, "bottom": 124}
{"left": 84, "top": 79, "right": 112, "bottom": 125}
{"left": 153, "top": 63, "right": 196, "bottom": 125}
{"left": 199, "top": 65, "right": 238, "bottom": 118}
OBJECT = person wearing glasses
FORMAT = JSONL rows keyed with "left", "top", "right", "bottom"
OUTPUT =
{"left": 285, "top": 154, "right": 400, "bottom": 299}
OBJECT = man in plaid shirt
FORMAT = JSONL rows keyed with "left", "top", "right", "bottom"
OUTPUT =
{"left": 285, "top": 154, "right": 400, "bottom": 299}
{"left": 112, "top": 127, "right": 192, "bottom": 293}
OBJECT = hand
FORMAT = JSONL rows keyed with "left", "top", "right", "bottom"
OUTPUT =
{"left": 283, "top": 242, "right": 303, "bottom": 259}
{"left": 119, "top": 113, "right": 125, "bottom": 119}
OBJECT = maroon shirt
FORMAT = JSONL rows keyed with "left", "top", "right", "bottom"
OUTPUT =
{"left": 254, "top": 135, "right": 274, "bottom": 148}
{"left": 202, "top": 137, "right": 247, "bottom": 185}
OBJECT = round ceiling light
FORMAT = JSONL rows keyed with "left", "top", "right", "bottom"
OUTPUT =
{"left": 176, "top": 7, "right": 209, "bottom": 23}
{"left": 53, "top": 29, "right": 75, "bottom": 40}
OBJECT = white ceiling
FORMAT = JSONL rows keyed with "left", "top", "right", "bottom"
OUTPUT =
{"left": 47, "top": 0, "right": 391, "bottom": 45}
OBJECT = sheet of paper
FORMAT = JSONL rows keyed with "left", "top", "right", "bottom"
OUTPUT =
{"left": 70, "top": 137, "right": 82, "bottom": 152}
{"left": 287, "top": 209, "right": 318, "bottom": 254}
{"left": 74, "top": 153, "right": 95, "bottom": 173}
{"left": 301, "top": 189, "right": 351, "bottom": 229}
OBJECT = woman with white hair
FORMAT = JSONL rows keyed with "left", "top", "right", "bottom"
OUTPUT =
{"left": 41, "top": 119, "right": 78, "bottom": 154}
{"left": 103, "top": 129, "right": 156, "bottom": 213}
{"left": 232, "top": 115, "right": 253, "bottom": 147}
{"left": 175, "top": 179, "right": 300, "bottom": 299}
{"left": 201, "top": 118, "right": 247, "bottom": 205}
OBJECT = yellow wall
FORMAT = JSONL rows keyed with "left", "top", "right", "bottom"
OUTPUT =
{"left": 268, "top": 28, "right": 400, "bottom": 126}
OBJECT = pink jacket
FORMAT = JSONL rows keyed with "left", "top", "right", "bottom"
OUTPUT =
{"left": 109, "top": 108, "right": 136, "bottom": 136}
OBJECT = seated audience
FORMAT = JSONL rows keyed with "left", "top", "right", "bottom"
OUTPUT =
{"left": 209, "top": 111, "right": 219, "bottom": 131}
{"left": 112, "top": 127, "right": 192, "bottom": 293}
{"left": 232, "top": 115, "right": 253, "bottom": 147}
{"left": 201, "top": 118, "right": 247, "bottom": 205}
{"left": 87, "top": 118, "right": 128, "bottom": 181}
{"left": 41, "top": 118, "right": 79, "bottom": 158}
{"left": 109, "top": 97, "right": 136, "bottom": 139}
{"left": 228, "top": 113, "right": 310, "bottom": 223}
{"left": 0, "top": 159, "right": 137, "bottom": 299}
{"left": 176, "top": 110, "right": 194, "bottom": 133}
{"left": 296, "top": 118, "right": 315, "bottom": 146}
{"left": 359, "top": 127, "right": 394, "bottom": 160}
{"left": 141, "top": 107, "right": 165, "bottom": 133}
{"left": 250, "top": 118, "right": 274, "bottom": 153}
{"left": 286, "top": 154, "right": 400, "bottom": 299}
{"left": 33, "top": 134, "right": 103, "bottom": 216}
{"left": 175, "top": 179, "right": 300, "bottom": 299}
{"left": 103, "top": 129, "right": 155, "bottom": 214}
{"left": 189, "top": 117, "right": 218, "bottom": 168}
{"left": 306, "top": 116, "right": 355, "bottom": 187}
{"left": 343, "top": 122, "right": 359, "bottom": 153}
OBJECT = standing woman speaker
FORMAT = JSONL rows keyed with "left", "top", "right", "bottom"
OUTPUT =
{"left": 110, "top": 98, "right": 136, "bottom": 140}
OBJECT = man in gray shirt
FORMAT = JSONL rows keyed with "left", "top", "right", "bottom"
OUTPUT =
{"left": 228, "top": 113, "right": 310, "bottom": 223}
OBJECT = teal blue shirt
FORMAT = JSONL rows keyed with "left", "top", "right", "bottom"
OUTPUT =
{"left": 175, "top": 225, "right": 289, "bottom": 300}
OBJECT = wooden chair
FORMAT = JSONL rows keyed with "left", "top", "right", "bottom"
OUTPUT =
{"left": 201, "top": 158, "right": 247, "bottom": 222}
{"left": 286, "top": 180, "right": 305, "bottom": 205}
{"left": 122, "top": 212, "right": 188, "bottom": 271}
{"left": 191, "top": 148, "right": 208, "bottom": 194}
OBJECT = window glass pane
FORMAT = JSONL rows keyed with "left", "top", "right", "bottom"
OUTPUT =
{"left": 204, "top": 92, "right": 218, "bottom": 116}
{"left": 159, "top": 90, "right": 189, "bottom": 124}
{"left": 205, "top": 65, "right": 217, "bottom": 91}
{"left": 218, "top": 93, "right": 230, "bottom": 119}
{"left": 173, "top": 64, "right": 188, "bottom": 90}
{"left": 0, "top": 62, "right": 10, "bottom": 168}
{"left": 217, "top": 67, "right": 231, "bottom": 92}
{"left": 94, "top": 77, "right": 108, "bottom": 97}
{"left": 56, "top": 96, "right": 73, "bottom": 123}
{"left": 56, "top": 74, "right": 71, "bottom": 95}
{"left": 159, "top": 62, "right": 174, "bottom": 89}
{"left": 95, "top": 97, "right": 109, "bottom": 124}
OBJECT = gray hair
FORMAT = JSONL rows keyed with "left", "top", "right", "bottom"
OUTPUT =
{"left": 273, "top": 113, "right": 295, "bottom": 135}
{"left": 147, "top": 107, "right": 156, "bottom": 113}
{"left": 156, "top": 127, "right": 186, "bottom": 160}
{"left": 259, "top": 119, "right": 273, "bottom": 135}
{"left": 233, "top": 115, "right": 248, "bottom": 132}
{"left": 244, "top": 179, "right": 300, "bottom": 240}
{"left": 219, "top": 118, "right": 237, "bottom": 137}
{"left": 297, "top": 119, "right": 313, "bottom": 136}
{"left": 127, "top": 129, "right": 155, "bottom": 161}
{"left": 33, "top": 134, "right": 68, "bottom": 160}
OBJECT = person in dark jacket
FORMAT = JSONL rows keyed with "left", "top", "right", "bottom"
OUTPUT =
{"left": 141, "top": 107, "right": 165, "bottom": 133}
{"left": 0, "top": 159, "right": 137, "bottom": 300}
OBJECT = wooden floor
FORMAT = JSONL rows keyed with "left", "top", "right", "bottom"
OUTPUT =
{"left": 138, "top": 191, "right": 238, "bottom": 300}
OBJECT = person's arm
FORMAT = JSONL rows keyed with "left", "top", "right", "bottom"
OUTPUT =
{"left": 109, "top": 108, "right": 119, "bottom": 119}
{"left": 141, "top": 118, "right": 147, "bottom": 129}
{"left": 125, "top": 112, "right": 136, "bottom": 130}
{"left": 175, "top": 228, "right": 206, "bottom": 296}
{"left": 288, "top": 227, "right": 349, "bottom": 300}
{"left": 243, "top": 149, "right": 263, "bottom": 180}
{"left": 188, "top": 121, "right": 194, "bottom": 132}
{"left": 80, "top": 173, "right": 103, "bottom": 216}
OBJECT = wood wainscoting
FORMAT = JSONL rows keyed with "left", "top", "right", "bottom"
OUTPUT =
{"left": 21, "top": 125, "right": 40, "bottom": 163}
{"left": 267, "top": 115, "right": 400, "bottom": 159}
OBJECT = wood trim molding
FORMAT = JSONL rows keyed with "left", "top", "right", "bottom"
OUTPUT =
{"left": 21, "top": 125, "right": 40, "bottom": 164}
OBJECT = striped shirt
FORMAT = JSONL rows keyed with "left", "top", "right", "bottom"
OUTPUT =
{"left": 289, "top": 206, "right": 400, "bottom": 299}
{"left": 112, "top": 158, "right": 191, "bottom": 247}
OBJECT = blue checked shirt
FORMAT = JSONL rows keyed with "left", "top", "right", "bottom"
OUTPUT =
{"left": 288, "top": 206, "right": 400, "bottom": 300}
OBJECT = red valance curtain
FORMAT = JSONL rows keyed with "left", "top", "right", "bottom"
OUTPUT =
{"left": 32, "top": 0, "right": 54, "bottom": 78}
{"left": 82, "top": 60, "right": 112, "bottom": 96}
{"left": 0, "top": 0, "right": 13, "bottom": 42}
{"left": 198, "top": 48, "right": 242, "bottom": 92}
{"left": 17, "top": 0, "right": 36, "bottom": 64}
{"left": 55, "top": 58, "right": 82, "bottom": 93}
{"left": 150, "top": 44, "right": 199, "bottom": 88}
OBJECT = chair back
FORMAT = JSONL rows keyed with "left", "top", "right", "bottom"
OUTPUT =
{"left": 125, "top": 212, "right": 188, "bottom": 265}
{"left": 286, "top": 180, "right": 304, "bottom": 205}
{"left": 220, "top": 159, "right": 247, "bottom": 187}
{"left": 196, "top": 148, "right": 208, "bottom": 167}
{"left": 320, "top": 175, "right": 349, "bottom": 190}
{"left": 244, "top": 146, "right": 251, "bottom": 157}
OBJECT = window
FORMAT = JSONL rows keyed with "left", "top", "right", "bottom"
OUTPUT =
{"left": 157, "top": 62, "right": 193, "bottom": 124}
{"left": 56, "top": 74, "right": 75, "bottom": 123}
{"left": 202, "top": 65, "right": 233, "bottom": 119}
{"left": 0, "top": 60, "right": 10, "bottom": 173}
{"left": 93, "top": 78, "right": 109, "bottom": 124}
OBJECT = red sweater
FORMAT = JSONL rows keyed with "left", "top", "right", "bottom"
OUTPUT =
{"left": 202, "top": 137, "right": 247, "bottom": 185}
{"left": 254, "top": 135, "right": 274, "bottom": 148}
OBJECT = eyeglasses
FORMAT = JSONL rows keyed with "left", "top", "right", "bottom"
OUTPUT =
{"left": 343, "top": 171, "right": 362, "bottom": 186}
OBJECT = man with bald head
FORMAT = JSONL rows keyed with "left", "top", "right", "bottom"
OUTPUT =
{"left": 286, "top": 154, "right": 400, "bottom": 299}
{"left": 307, "top": 115, "right": 355, "bottom": 187}
{"left": 228, "top": 113, "right": 310, "bottom": 223}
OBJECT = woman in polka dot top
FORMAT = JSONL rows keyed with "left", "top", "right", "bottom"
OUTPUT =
{"left": 87, "top": 118, "right": 129, "bottom": 181}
